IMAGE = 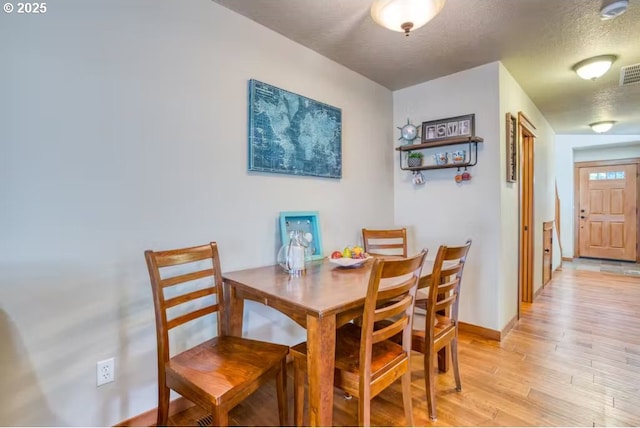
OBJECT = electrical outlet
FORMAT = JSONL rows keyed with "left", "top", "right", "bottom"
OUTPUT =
{"left": 96, "top": 358, "right": 115, "bottom": 386}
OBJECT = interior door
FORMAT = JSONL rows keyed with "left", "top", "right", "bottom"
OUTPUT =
{"left": 518, "top": 112, "right": 536, "bottom": 305}
{"left": 578, "top": 164, "right": 637, "bottom": 261}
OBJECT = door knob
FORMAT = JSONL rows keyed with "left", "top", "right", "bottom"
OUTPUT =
{"left": 544, "top": 249, "right": 550, "bottom": 253}
{"left": 580, "top": 216, "right": 586, "bottom": 219}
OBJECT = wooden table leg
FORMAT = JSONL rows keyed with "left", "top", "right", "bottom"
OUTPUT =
{"left": 224, "top": 281, "right": 244, "bottom": 337}
{"left": 306, "top": 314, "right": 336, "bottom": 427}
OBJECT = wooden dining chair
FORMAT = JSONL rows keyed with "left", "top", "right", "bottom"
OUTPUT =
{"left": 412, "top": 239, "right": 472, "bottom": 421}
{"left": 145, "top": 242, "right": 289, "bottom": 426}
{"left": 362, "top": 228, "right": 408, "bottom": 257}
{"left": 291, "top": 250, "right": 427, "bottom": 427}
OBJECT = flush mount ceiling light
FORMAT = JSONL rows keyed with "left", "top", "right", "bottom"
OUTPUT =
{"left": 600, "top": 0, "right": 628, "bottom": 20}
{"left": 573, "top": 55, "right": 617, "bottom": 80}
{"left": 371, "top": 0, "right": 446, "bottom": 36}
{"left": 590, "top": 121, "right": 616, "bottom": 133}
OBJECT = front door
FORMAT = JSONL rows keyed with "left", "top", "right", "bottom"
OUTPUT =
{"left": 578, "top": 163, "right": 637, "bottom": 261}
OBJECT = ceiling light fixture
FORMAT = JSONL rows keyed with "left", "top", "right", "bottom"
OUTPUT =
{"left": 590, "top": 121, "right": 616, "bottom": 133}
{"left": 600, "top": 0, "right": 628, "bottom": 20}
{"left": 371, "top": 0, "right": 446, "bottom": 36}
{"left": 572, "top": 55, "right": 617, "bottom": 80}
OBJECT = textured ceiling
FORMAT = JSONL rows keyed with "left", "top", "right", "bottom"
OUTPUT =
{"left": 212, "top": 0, "right": 640, "bottom": 135}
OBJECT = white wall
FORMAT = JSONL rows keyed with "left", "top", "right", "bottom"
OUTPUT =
{"left": 393, "top": 62, "right": 556, "bottom": 332}
{"left": 498, "top": 64, "right": 557, "bottom": 306}
{"left": 0, "top": 1, "right": 394, "bottom": 425}
{"left": 394, "top": 63, "right": 502, "bottom": 330}
{"left": 555, "top": 135, "right": 640, "bottom": 257}
{"left": 574, "top": 144, "right": 640, "bottom": 162}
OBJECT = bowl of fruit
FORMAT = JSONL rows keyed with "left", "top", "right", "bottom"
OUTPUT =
{"left": 329, "top": 246, "right": 371, "bottom": 268}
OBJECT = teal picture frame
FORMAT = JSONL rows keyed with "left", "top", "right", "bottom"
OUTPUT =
{"left": 279, "top": 211, "right": 324, "bottom": 260}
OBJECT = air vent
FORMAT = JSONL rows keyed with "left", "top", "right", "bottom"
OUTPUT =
{"left": 196, "top": 414, "right": 213, "bottom": 427}
{"left": 620, "top": 63, "right": 640, "bottom": 86}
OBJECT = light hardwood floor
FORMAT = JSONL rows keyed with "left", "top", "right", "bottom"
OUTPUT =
{"left": 170, "top": 268, "right": 640, "bottom": 426}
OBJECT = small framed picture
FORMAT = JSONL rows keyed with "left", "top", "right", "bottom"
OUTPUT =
{"left": 279, "top": 211, "right": 324, "bottom": 260}
{"left": 422, "top": 114, "right": 475, "bottom": 143}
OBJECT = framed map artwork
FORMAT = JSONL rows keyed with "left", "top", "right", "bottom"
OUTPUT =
{"left": 248, "top": 79, "right": 342, "bottom": 178}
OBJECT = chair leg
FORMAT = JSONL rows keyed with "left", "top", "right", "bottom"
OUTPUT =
{"left": 358, "top": 390, "right": 371, "bottom": 427}
{"left": 157, "top": 384, "right": 170, "bottom": 426}
{"left": 276, "top": 358, "right": 288, "bottom": 426}
{"left": 401, "top": 370, "right": 414, "bottom": 426}
{"left": 424, "top": 352, "right": 437, "bottom": 421}
{"left": 451, "top": 337, "right": 462, "bottom": 392}
{"left": 293, "top": 357, "right": 305, "bottom": 427}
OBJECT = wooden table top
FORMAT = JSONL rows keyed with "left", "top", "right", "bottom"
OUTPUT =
{"left": 223, "top": 258, "right": 434, "bottom": 319}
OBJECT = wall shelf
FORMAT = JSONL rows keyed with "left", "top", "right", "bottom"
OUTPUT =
{"left": 396, "top": 136, "right": 483, "bottom": 171}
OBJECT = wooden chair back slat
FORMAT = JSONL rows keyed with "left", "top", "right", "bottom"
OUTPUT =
{"left": 436, "top": 279, "right": 457, "bottom": 295}
{"left": 440, "top": 265, "right": 462, "bottom": 278}
{"left": 153, "top": 245, "right": 215, "bottom": 267}
{"left": 434, "top": 296, "right": 456, "bottom": 314}
{"left": 372, "top": 316, "right": 409, "bottom": 344}
{"left": 362, "top": 228, "right": 408, "bottom": 257}
{"left": 160, "top": 268, "right": 215, "bottom": 288}
{"left": 164, "top": 286, "right": 216, "bottom": 309}
{"left": 166, "top": 304, "right": 218, "bottom": 330}
{"left": 441, "top": 245, "right": 469, "bottom": 261}
{"left": 377, "top": 277, "right": 417, "bottom": 302}
{"left": 367, "top": 243, "right": 403, "bottom": 251}
{"left": 374, "top": 294, "right": 412, "bottom": 322}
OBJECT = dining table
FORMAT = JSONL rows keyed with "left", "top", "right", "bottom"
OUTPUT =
{"left": 222, "top": 256, "right": 442, "bottom": 427}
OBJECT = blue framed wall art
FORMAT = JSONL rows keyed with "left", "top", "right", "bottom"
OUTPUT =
{"left": 248, "top": 79, "right": 342, "bottom": 178}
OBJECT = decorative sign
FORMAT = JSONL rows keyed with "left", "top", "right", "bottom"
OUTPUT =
{"left": 248, "top": 79, "right": 342, "bottom": 178}
{"left": 421, "top": 114, "right": 475, "bottom": 143}
{"left": 506, "top": 113, "right": 517, "bottom": 183}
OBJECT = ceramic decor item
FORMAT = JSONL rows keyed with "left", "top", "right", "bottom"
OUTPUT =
{"left": 451, "top": 150, "right": 466, "bottom": 164}
{"left": 434, "top": 152, "right": 449, "bottom": 165}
